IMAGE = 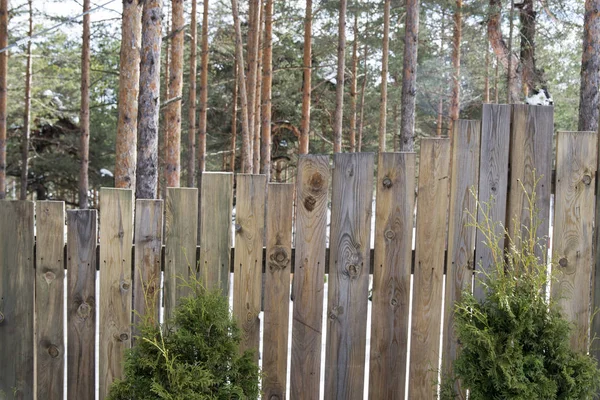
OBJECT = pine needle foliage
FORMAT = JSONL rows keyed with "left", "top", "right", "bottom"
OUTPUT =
{"left": 107, "top": 277, "right": 260, "bottom": 400}
{"left": 442, "top": 179, "right": 600, "bottom": 400}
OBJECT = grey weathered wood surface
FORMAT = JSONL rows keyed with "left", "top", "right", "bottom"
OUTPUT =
{"left": 290, "top": 155, "right": 330, "bottom": 400}
{"left": 232, "top": 174, "right": 266, "bottom": 360}
{"left": 0, "top": 201, "right": 35, "bottom": 399}
{"left": 325, "top": 153, "right": 375, "bottom": 399}
{"left": 134, "top": 200, "right": 163, "bottom": 330}
{"left": 199, "top": 172, "right": 233, "bottom": 295}
{"left": 262, "top": 183, "right": 294, "bottom": 400}
{"left": 67, "top": 209, "right": 97, "bottom": 400}
{"left": 442, "top": 120, "right": 481, "bottom": 396}
{"left": 35, "top": 201, "right": 65, "bottom": 400}
{"left": 368, "top": 152, "right": 415, "bottom": 400}
{"left": 474, "top": 104, "right": 511, "bottom": 300}
{"left": 408, "top": 138, "right": 451, "bottom": 399}
{"left": 164, "top": 188, "right": 198, "bottom": 319}
{"left": 552, "top": 131, "right": 597, "bottom": 352}
{"left": 99, "top": 188, "right": 133, "bottom": 400}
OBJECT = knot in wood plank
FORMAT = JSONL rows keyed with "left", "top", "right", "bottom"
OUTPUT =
{"left": 308, "top": 172, "right": 324, "bottom": 192}
{"left": 559, "top": 257, "right": 568, "bottom": 268}
{"left": 115, "top": 333, "right": 129, "bottom": 342}
{"left": 44, "top": 270, "right": 56, "bottom": 283}
{"left": 582, "top": 174, "right": 592, "bottom": 186}
{"left": 77, "top": 302, "right": 92, "bottom": 319}
{"left": 47, "top": 345, "right": 60, "bottom": 358}
{"left": 382, "top": 177, "right": 393, "bottom": 188}
{"left": 268, "top": 246, "right": 289, "bottom": 272}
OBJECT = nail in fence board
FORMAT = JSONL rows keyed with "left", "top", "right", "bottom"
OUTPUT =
{"left": 474, "top": 104, "right": 511, "bottom": 301}
{"left": 506, "top": 104, "right": 553, "bottom": 258}
{"left": 0, "top": 201, "right": 34, "bottom": 399}
{"left": 408, "top": 138, "right": 451, "bottom": 399}
{"left": 67, "top": 209, "right": 97, "bottom": 400}
{"left": 290, "top": 155, "right": 330, "bottom": 399}
{"left": 368, "top": 152, "right": 416, "bottom": 400}
{"left": 99, "top": 188, "right": 133, "bottom": 399}
{"left": 552, "top": 131, "right": 597, "bottom": 352}
{"left": 442, "top": 120, "right": 481, "bottom": 396}
{"left": 134, "top": 200, "right": 163, "bottom": 330}
{"left": 325, "top": 153, "right": 375, "bottom": 399}
{"left": 164, "top": 188, "right": 198, "bottom": 320}
{"left": 233, "top": 174, "right": 266, "bottom": 359}
{"left": 35, "top": 201, "right": 65, "bottom": 400}
{"left": 199, "top": 172, "right": 233, "bottom": 295}
{"left": 262, "top": 183, "right": 294, "bottom": 400}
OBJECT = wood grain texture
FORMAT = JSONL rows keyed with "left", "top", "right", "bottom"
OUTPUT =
{"left": 325, "top": 152, "right": 375, "bottom": 399}
{"left": 99, "top": 188, "right": 133, "bottom": 400}
{"left": 368, "top": 152, "right": 415, "bottom": 400}
{"left": 67, "top": 210, "right": 97, "bottom": 400}
{"left": 408, "top": 138, "right": 451, "bottom": 399}
{"left": 199, "top": 172, "right": 233, "bottom": 294}
{"left": 474, "top": 104, "right": 511, "bottom": 300}
{"left": 134, "top": 200, "right": 163, "bottom": 330}
{"left": 506, "top": 104, "right": 553, "bottom": 258}
{"left": 290, "top": 155, "right": 330, "bottom": 400}
{"left": 0, "top": 201, "right": 34, "bottom": 399}
{"left": 164, "top": 188, "right": 198, "bottom": 320}
{"left": 232, "top": 174, "right": 266, "bottom": 359}
{"left": 262, "top": 183, "right": 294, "bottom": 400}
{"left": 442, "top": 120, "right": 481, "bottom": 395}
{"left": 35, "top": 201, "right": 65, "bottom": 400}
{"left": 551, "top": 131, "right": 597, "bottom": 352}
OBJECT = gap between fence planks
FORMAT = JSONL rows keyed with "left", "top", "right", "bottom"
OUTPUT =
{"left": 369, "top": 152, "right": 415, "bottom": 400}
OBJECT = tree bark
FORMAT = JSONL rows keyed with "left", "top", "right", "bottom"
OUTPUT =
{"left": 0, "top": 0, "right": 9, "bottom": 199}
{"left": 136, "top": 0, "right": 162, "bottom": 199}
{"left": 494, "top": 54, "right": 499, "bottom": 103}
{"left": 198, "top": 0, "right": 209, "bottom": 176}
{"left": 260, "top": 0, "right": 272, "bottom": 179}
{"left": 436, "top": 98, "right": 443, "bottom": 136}
{"left": 253, "top": 0, "right": 263, "bottom": 174}
{"left": 187, "top": 0, "right": 197, "bottom": 187}
{"left": 21, "top": 0, "right": 33, "bottom": 200}
{"left": 79, "top": 0, "right": 90, "bottom": 207}
{"left": 578, "top": 0, "right": 600, "bottom": 132}
{"left": 115, "top": 0, "right": 142, "bottom": 188}
{"left": 299, "top": 0, "right": 312, "bottom": 154}
{"left": 349, "top": 10, "right": 358, "bottom": 153}
{"left": 333, "top": 0, "right": 347, "bottom": 153}
{"left": 247, "top": 0, "right": 260, "bottom": 166}
{"left": 393, "top": 102, "right": 399, "bottom": 151}
{"left": 357, "top": 40, "right": 368, "bottom": 153}
{"left": 519, "top": 0, "right": 544, "bottom": 95}
{"left": 485, "top": 41, "right": 490, "bottom": 103}
{"left": 378, "top": 0, "right": 391, "bottom": 152}
{"left": 399, "top": 0, "right": 420, "bottom": 151}
{"left": 448, "top": 0, "right": 462, "bottom": 135}
{"left": 165, "top": 0, "right": 184, "bottom": 187}
{"left": 230, "top": 57, "right": 238, "bottom": 172}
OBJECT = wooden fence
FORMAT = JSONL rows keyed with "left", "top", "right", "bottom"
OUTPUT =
{"left": 0, "top": 104, "right": 598, "bottom": 399}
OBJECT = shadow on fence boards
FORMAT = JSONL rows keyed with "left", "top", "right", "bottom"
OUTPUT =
{"left": 1, "top": 103, "right": 598, "bottom": 399}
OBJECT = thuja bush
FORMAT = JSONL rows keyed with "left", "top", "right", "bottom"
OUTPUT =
{"left": 442, "top": 182, "right": 600, "bottom": 400}
{"left": 107, "top": 278, "right": 260, "bottom": 400}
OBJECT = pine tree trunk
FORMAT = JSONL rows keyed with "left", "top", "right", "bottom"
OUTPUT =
{"left": 187, "top": 0, "right": 197, "bottom": 187}
{"left": 437, "top": 98, "right": 443, "bottom": 136}
{"left": 21, "top": 0, "right": 33, "bottom": 200}
{"left": 378, "top": 0, "right": 391, "bottom": 152}
{"left": 494, "top": 55, "right": 499, "bottom": 103}
{"left": 260, "top": 0, "right": 273, "bottom": 178}
{"left": 393, "top": 102, "right": 399, "bottom": 151}
{"left": 485, "top": 42, "right": 490, "bottom": 103}
{"left": 247, "top": 0, "right": 260, "bottom": 166}
{"left": 399, "top": 0, "right": 420, "bottom": 151}
{"left": 0, "top": 0, "right": 9, "bottom": 199}
{"left": 253, "top": 1, "right": 263, "bottom": 174}
{"left": 136, "top": 0, "right": 162, "bottom": 199}
{"left": 357, "top": 40, "right": 368, "bottom": 153}
{"left": 165, "top": 0, "right": 184, "bottom": 187}
{"left": 333, "top": 0, "right": 347, "bottom": 153}
{"left": 299, "top": 0, "right": 312, "bottom": 154}
{"left": 349, "top": 11, "right": 358, "bottom": 153}
{"left": 230, "top": 57, "right": 238, "bottom": 172}
{"left": 115, "top": 0, "right": 142, "bottom": 189}
{"left": 578, "top": 0, "right": 600, "bottom": 132}
{"left": 519, "top": 0, "right": 543, "bottom": 95}
{"left": 448, "top": 0, "right": 462, "bottom": 135}
{"left": 79, "top": 0, "right": 90, "bottom": 207}
{"left": 198, "top": 0, "right": 209, "bottom": 175}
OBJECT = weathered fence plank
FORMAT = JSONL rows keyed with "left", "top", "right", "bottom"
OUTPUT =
{"left": 199, "top": 172, "right": 233, "bottom": 294}
{"left": 507, "top": 104, "right": 553, "bottom": 256}
{"left": 99, "top": 188, "right": 133, "bottom": 400}
{"left": 0, "top": 201, "right": 34, "bottom": 399}
{"left": 233, "top": 174, "right": 266, "bottom": 360}
{"left": 442, "top": 120, "right": 481, "bottom": 395}
{"left": 290, "top": 155, "right": 330, "bottom": 400}
{"left": 408, "top": 138, "right": 451, "bottom": 399}
{"left": 134, "top": 200, "right": 163, "bottom": 329}
{"left": 474, "top": 104, "right": 511, "bottom": 300}
{"left": 35, "top": 201, "right": 65, "bottom": 400}
{"left": 325, "top": 152, "right": 375, "bottom": 399}
{"left": 164, "top": 188, "right": 198, "bottom": 319}
{"left": 369, "top": 152, "right": 416, "bottom": 400}
{"left": 67, "top": 209, "right": 97, "bottom": 400}
{"left": 552, "top": 131, "right": 597, "bottom": 352}
{"left": 262, "top": 183, "right": 294, "bottom": 400}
